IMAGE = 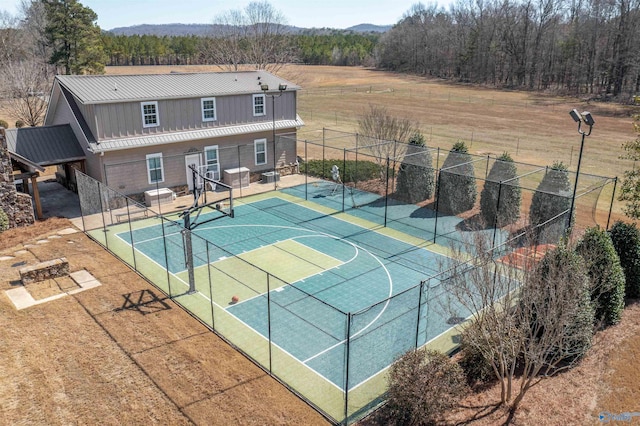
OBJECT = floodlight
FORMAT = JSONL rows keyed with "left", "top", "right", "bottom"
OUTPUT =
{"left": 278, "top": 84, "right": 287, "bottom": 91}
{"left": 260, "top": 83, "right": 269, "bottom": 91}
{"left": 582, "top": 111, "right": 595, "bottom": 126}
{"left": 570, "top": 109, "right": 582, "bottom": 123}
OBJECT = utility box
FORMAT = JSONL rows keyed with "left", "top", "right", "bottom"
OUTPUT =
{"left": 223, "top": 167, "right": 250, "bottom": 189}
{"left": 261, "top": 171, "right": 280, "bottom": 183}
{"left": 144, "top": 188, "right": 175, "bottom": 207}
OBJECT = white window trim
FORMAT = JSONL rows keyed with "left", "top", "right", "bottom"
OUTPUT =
{"left": 141, "top": 101, "right": 159, "bottom": 128}
{"left": 253, "top": 94, "right": 266, "bottom": 117}
{"left": 146, "top": 153, "right": 164, "bottom": 184}
{"left": 204, "top": 145, "right": 220, "bottom": 179}
{"left": 201, "top": 97, "right": 217, "bottom": 122}
{"left": 254, "top": 138, "right": 267, "bottom": 165}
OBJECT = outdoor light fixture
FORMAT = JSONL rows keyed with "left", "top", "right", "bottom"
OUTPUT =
{"left": 567, "top": 109, "right": 595, "bottom": 229}
{"left": 261, "top": 83, "right": 288, "bottom": 186}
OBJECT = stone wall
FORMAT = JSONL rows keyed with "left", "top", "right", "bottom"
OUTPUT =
{"left": 0, "top": 128, "right": 35, "bottom": 228}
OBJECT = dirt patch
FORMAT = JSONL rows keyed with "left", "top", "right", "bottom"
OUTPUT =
{"left": 0, "top": 221, "right": 328, "bottom": 425}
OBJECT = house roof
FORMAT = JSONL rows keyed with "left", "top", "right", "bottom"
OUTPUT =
{"left": 5, "top": 124, "right": 85, "bottom": 166}
{"left": 90, "top": 115, "right": 305, "bottom": 153}
{"left": 56, "top": 70, "right": 300, "bottom": 105}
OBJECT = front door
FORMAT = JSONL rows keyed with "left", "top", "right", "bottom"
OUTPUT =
{"left": 185, "top": 153, "right": 202, "bottom": 192}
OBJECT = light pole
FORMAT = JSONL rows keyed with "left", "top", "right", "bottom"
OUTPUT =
{"left": 568, "top": 109, "right": 594, "bottom": 229}
{"left": 261, "top": 83, "right": 287, "bottom": 182}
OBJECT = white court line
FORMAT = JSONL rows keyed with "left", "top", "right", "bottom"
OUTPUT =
{"left": 113, "top": 227, "right": 347, "bottom": 392}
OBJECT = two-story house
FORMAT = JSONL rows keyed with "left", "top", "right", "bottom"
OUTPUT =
{"left": 44, "top": 70, "right": 303, "bottom": 198}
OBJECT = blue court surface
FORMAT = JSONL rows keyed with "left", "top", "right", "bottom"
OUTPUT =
{"left": 116, "top": 195, "right": 468, "bottom": 391}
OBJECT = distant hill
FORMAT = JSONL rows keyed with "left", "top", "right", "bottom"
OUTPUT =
{"left": 345, "top": 24, "right": 392, "bottom": 33}
{"left": 106, "top": 23, "right": 390, "bottom": 37}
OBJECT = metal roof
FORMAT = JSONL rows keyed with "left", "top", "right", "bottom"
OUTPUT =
{"left": 56, "top": 70, "right": 301, "bottom": 105}
{"left": 5, "top": 125, "right": 85, "bottom": 166}
{"left": 90, "top": 115, "right": 305, "bottom": 153}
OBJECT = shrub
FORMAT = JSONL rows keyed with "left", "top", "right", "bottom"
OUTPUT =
{"left": 395, "top": 132, "right": 436, "bottom": 203}
{"left": 0, "top": 208, "right": 9, "bottom": 232}
{"left": 480, "top": 152, "right": 521, "bottom": 227}
{"left": 301, "top": 159, "right": 381, "bottom": 182}
{"left": 457, "top": 324, "right": 496, "bottom": 386}
{"left": 526, "top": 244, "right": 595, "bottom": 362}
{"left": 15, "top": 120, "right": 25, "bottom": 128}
{"left": 385, "top": 349, "right": 467, "bottom": 426}
{"left": 529, "top": 162, "right": 572, "bottom": 244}
{"left": 0, "top": 119, "right": 8, "bottom": 129}
{"left": 437, "top": 141, "right": 477, "bottom": 215}
{"left": 609, "top": 221, "right": 640, "bottom": 298}
{"left": 576, "top": 226, "right": 626, "bottom": 326}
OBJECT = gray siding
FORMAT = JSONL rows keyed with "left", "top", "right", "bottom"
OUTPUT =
{"left": 48, "top": 88, "right": 102, "bottom": 180}
{"left": 102, "top": 129, "right": 297, "bottom": 195}
{"left": 94, "top": 92, "right": 297, "bottom": 141}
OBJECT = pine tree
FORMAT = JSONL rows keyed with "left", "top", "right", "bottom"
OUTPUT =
{"left": 437, "top": 141, "right": 476, "bottom": 215}
{"left": 480, "top": 152, "right": 521, "bottom": 227}
{"left": 44, "top": 0, "right": 106, "bottom": 74}
{"left": 394, "top": 132, "right": 435, "bottom": 203}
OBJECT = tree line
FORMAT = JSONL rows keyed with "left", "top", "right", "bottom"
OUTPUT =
{"left": 99, "top": 32, "right": 379, "bottom": 67}
{"left": 377, "top": 1, "right": 640, "bottom": 100}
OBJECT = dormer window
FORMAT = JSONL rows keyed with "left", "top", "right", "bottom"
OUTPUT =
{"left": 253, "top": 94, "right": 265, "bottom": 116}
{"left": 141, "top": 101, "right": 159, "bottom": 128}
{"left": 201, "top": 97, "right": 217, "bottom": 122}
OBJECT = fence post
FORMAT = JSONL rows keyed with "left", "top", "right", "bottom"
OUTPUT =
{"left": 342, "top": 149, "right": 347, "bottom": 212}
{"left": 160, "top": 216, "right": 172, "bottom": 296}
{"left": 355, "top": 133, "right": 359, "bottom": 189}
{"left": 344, "top": 312, "right": 352, "bottom": 425}
{"left": 492, "top": 182, "right": 504, "bottom": 249}
{"left": 415, "top": 281, "right": 425, "bottom": 349}
{"left": 433, "top": 170, "right": 441, "bottom": 244}
{"left": 607, "top": 177, "right": 617, "bottom": 230}
{"left": 267, "top": 274, "right": 273, "bottom": 373}
{"left": 384, "top": 156, "right": 390, "bottom": 227}
{"left": 206, "top": 241, "right": 215, "bottom": 330}
{"left": 322, "top": 128, "right": 326, "bottom": 179}
{"left": 305, "top": 140, "right": 308, "bottom": 201}
{"left": 126, "top": 198, "right": 137, "bottom": 272}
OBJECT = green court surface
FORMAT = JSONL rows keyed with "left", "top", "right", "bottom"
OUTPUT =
{"left": 90, "top": 192, "right": 468, "bottom": 422}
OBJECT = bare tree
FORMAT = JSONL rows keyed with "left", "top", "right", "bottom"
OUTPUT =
{"left": 204, "top": 1, "right": 294, "bottom": 74}
{"left": 1, "top": 59, "right": 50, "bottom": 126}
{"left": 0, "top": 10, "right": 22, "bottom": 66}
{"left": 444, "top": 232, "right": 594, "bottom": 413}
{"left": 357, "top": 104, "right": 416, "bottom": 177}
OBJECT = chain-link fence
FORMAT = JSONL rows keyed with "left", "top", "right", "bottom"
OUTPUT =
{"left": 75, "top": 122, "right": 616, "bottom": 425}
{"left": 285, "top": 129, "right": 617, "bottom": 252}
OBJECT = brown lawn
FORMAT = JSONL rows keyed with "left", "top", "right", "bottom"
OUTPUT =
{"left": 0, "top": 219, "right": 329, "bottom": 425}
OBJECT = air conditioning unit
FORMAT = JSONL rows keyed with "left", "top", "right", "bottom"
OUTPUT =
{"left": 262, "top": 171, "right": 280, "bottom": 183}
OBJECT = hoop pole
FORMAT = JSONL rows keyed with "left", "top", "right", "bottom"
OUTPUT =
{"left": 183, "top": 213, "right": 196, "bottom": 294}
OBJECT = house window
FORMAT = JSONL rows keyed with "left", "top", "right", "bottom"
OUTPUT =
{"left": 201, "top": 97, "right": 216, "bottom": 122}
{"left": 146, "top": 153, "right": 164, "bottom": 184}
{"left": 204, "top": 145, "right": 220, "bottom": 179}
{"left": 254, "top": 138, "right": 267, "bottom": 165}
{"left": 253, "top": 94, "right": 266, "bottom": 116}
{"left": 141, "top": 101, "right": 159, "bottom": 128}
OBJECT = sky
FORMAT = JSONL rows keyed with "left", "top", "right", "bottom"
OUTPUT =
{"left": 0, "top": 0, "right": 454, "bottom": 30}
